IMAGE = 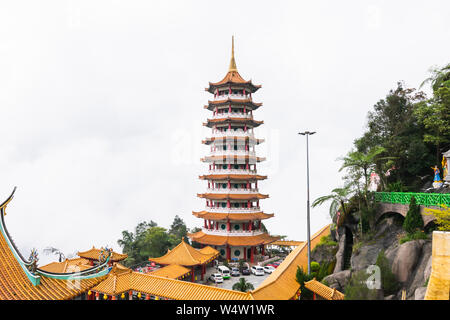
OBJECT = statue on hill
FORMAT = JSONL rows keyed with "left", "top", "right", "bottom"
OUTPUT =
{"left": 432, "top": 165, "right": 443, "bottom": 189}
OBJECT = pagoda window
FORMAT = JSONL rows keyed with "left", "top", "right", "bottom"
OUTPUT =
{"left": 234, "top": 203, "right": 239, "bottom": 208}
{"left": 221, "top": 224, "right": 226, "bottom": 230}
{"left": 233, "top": 145, "right": 237, "bottom": 150}
{"left": 223, "top": 164, "right": 227, "bottom": 169}
{"left": 234, "top": 183, "right": 238, "bottom": 189}
{"left": 234, "top": 250, "right": 240, "bottom": 257}
{"left": 233, "top": 164, "right": 239, "bottom": 169}
{"left": 221, "top": 202, "right": 226, "bottom": 208}
{"left": 234, "top": 224, "right": 240, "bottom": 230}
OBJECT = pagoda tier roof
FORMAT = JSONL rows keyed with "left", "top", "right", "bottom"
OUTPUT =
{"left": 304, "top": 279, "right": 345, "bottom": 300}
{"left": 270, "top": 240, "right": 305, "bottom": 247}
{"left": 199, "top": 174, "right": 267, "bottom": 181}
{"left": 77, "top": 247, "right": 128, "bottom": 262}
{"left": 204, "top": 118, "right": 264, "bottom": 128}
{"left": 206, "top": 71, "right": 261, "bottom": 94}
{"left": 202, "top": 136, "right": 264, "bottom": 146}
{"left": 193, "top": 210, "right": 274, "bottom": 221}
{"left": 149, "top": 264, "right": 191, "bottom": 280}
{"left": 197, "top": 193, "right": 269, "bottom": 201}
{"left": 148, "top": 238, "right": 218, "bottom": 267}
{"left": 204, "top": 99, "right": 262, "bottom": 111}
{"left": 251, "top": 224, "right": 331, "bottom": 300}
{"left": 187, "top": 231, "right": 279, "bottom": 247}
{"left": 92, "top": 266, "right": 253, "bottom": 300}
{"left": 39, "top": 258, "right": 92, "bottom": 274}
{"left": 0, "top": 188, "right": 108, "bottom": 300}
{"left": 201, "top": 155, "right": 266, "bottom": 163}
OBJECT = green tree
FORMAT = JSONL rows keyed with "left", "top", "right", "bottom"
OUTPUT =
{"left": 168, "top": 215, "right": 189, "bottom": 248}
{"left": 295, "top": 266, "right": 314, "bottom": 300}
{"left": 312, "top": 186, "right": 353, "bottom": 226}
{"left": 403, "top": 196, "right": 423, "bottom": 234}
{"left": 375, "top": 250, "right": 399, "bottom": 295}
{"left": 344, "top": 270, "right": 381, "bottom": 300}
{"left": 232, "top": 278, "right": 254, "bottom": 292}
{"left": 143, "top": 226, "right": 171, "bottom": 258}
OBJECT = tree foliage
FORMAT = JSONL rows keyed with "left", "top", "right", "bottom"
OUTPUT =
{"left": 403, "top": 196, "right": 424, "bottom": 234}
{"left": 424, "top": 204, "right": 450, "bottom": 231}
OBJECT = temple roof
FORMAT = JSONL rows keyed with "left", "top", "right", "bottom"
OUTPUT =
{"left": 251, "top": 224, "right": 331, "bottom": 300}
{"left": 202, "top": 136, "right": 265, "bottom": 146}
{"left": 206, "top": 37, "right": 261, "bottom": 94}
{"left": 77, "top": 247, "right": 128, "bottom": 262}
{"left": 0, "top": 188, "right": 108, "bottom": 300}
{"left": 39, "top": 258, "right": 92, "bottom": 274}
{"left": 149, "top": 264, "right": 191, "bottom": 280}
{"left": 205, "top": 99, "right": 262, "bottom": 111}
{"left": 199, "top": 174, "right": 267, "bottom": 181}
{"left": 92, "top": 267, "right": 253, "bottom": 300}
{"left": 197, "top": 193, "right": 269, "bottom": 201}
{"left": 193, "top": 210, "right": 274, "bottom": 221}
{"left": 187, "top": 231, "right": 279, "bottom": 247}
{"left": 270, "top": 240, "right": 305, "bottom": 247}
{"left": 148, "top": 238, "right": 218, "bottom": 267}
{"left": 204, "top": 118, "right": 264, "bottom": 128}
{"left": 304, "top": 279, "right": 345, "bottom": 300}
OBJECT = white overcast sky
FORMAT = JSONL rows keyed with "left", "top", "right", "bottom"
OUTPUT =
{"left": 0, "top": 1, "right": 449, "bottom": 265}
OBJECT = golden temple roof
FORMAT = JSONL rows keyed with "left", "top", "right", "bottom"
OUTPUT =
{"left": 270, "top": 240, "right": 305, "bottom": 247}
{"left": 251, "top": 224, "right": 331, "bottom": 300}
{"left": 192, "top": 210, "right": 274, "bottom": 221}
{"left": 92, "top": 268, "right": 254, "bottom": 300}
{"left": 0, "top": 188, "right": 107, "bottom": 300}
{"left": 199, "top": 174, "right": 267, "bottom": 181}
{"left": 77, "top": 247, "right": 127, "bottom": 262}
{"left": 188, "top": 231, "right": 279, "bottom": 247}
{"left": 149, "top": 264, "right": 190, "bottom": 280}
{"left": 148, "top": 238, "right": 218, "bottom": 267}
{"left": 304, "top": 279, "right": 345, "bottom": 300}
{"left": 39, "top": 258, "right": 92, "bottom": 274}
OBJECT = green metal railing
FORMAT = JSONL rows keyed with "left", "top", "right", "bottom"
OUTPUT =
{"left": 374, "top": 192, "right": 450, "bottom": 207}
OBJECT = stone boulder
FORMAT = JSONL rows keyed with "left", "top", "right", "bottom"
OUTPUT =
{"left": 351, "top": 243, "right": 384, "bottom": 271}
{"left": 414, "top": 287, "right": 427, "bottom": 300}
{"left": 391, "top": 240, "right": 424, "bottom": 283}
{"left": 323, "top": 270, "right": 352, "bottom": 293}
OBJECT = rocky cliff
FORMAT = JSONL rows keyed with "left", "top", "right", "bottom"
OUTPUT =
{"left": 315, "top": 215, "right": 432, "bottom": 300}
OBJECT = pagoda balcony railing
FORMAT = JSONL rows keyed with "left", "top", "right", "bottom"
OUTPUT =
{"left": 213, "top": 93, "right": 250, "bottom": 101}
{"left": 206, "top": 188, "right": 259, "bottom": 194}
{"left": 201, "top": 227, "right": 264, "bottom": 236}
{"left": 209, "top": 150, "right": 256, "bottom": 157}
{"left": 374, "top": 192, "right": 450, "bottom": 206}
{"left": 207, "top": 168, "right": 257, "bottom": 175}
{"left": 211, "top": 130, "right": 254, "bottom": 138}
{"left": 211, "top": 112, "right": 252, "bottom": 120}
{"left": 206, "top": 206, "right": 262, "bottom": 213}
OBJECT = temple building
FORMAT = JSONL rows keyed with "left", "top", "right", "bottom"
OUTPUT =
{"left": 188, "top": 37, "right": 279, "bottom": 262}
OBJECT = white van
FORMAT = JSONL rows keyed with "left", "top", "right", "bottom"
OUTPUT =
{"left": 251, "top": 265, "right": 265, "bottom": 276}
{"left": 217, "top": 266, "right": 231, "bottom": 279}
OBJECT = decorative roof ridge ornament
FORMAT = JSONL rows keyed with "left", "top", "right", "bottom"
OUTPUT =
{"left": 228, "top": 35, "right": 238, "bottom": 72}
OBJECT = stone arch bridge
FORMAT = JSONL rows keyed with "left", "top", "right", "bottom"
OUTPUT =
{"left": 374, "top": 192, "right": 450, "bottom": 227}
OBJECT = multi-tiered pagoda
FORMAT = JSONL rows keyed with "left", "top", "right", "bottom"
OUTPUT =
{"left": 188, "top": 37, "right": 279, "bottom": 263}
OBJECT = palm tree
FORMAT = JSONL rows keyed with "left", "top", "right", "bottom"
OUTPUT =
{"left": 312, "top": 186, "right": 353, "bottom": 223}
{"left": 420, "top": 63, "right": 450, "bottom": 92}
{"left": 232, "top": 278, "right": 255, "bottom": 292}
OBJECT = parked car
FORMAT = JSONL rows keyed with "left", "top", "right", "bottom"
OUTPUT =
{"left": 217, "top": 266, "right": 231, "bottom": 279}
{"left": 231, "top": 267, "right": 240, "bottom": 277}
{"left": 263, "top": 266, "right": 275, "bottom": 274}
{"left": 251, "top": 265, "right": 265, "bottom": 276}
{"left": 241, "top": 267, "right": 250, "bottom": 275}
{"left": 209, "top": 273, "right": 223, "bottom": 283}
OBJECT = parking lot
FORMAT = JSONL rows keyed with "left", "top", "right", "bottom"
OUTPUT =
{"left": 203, "top": 266, "right": 272, "bottom": 291}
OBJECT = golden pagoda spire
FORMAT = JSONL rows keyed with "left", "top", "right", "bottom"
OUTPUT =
{"left": 228, "top": 35, "right": 238, "bottom": 72}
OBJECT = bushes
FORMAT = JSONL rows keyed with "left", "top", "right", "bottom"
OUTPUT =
{"left": 403, "top": 196, "right": 423, "bottom": 234}
{"left": 375, "top": 250, "right": 399, "bottom": 295}
{"left": 399, "top": 230, "right": 429, "bottom": 244}
{"left": 344, "top": 270, "right": 381, "bottom": 300}
{"left": 315, "top": 235, "right": 338, "bottom": 248}
{"left": 295, "top": 267, "right": 314, "bottom": 300}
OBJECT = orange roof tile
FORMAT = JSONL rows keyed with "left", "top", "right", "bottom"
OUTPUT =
{"left": 304, "top": 279, "right": 345, "bottom": 300}
{"left": 77, "top": 247, "right": 127, "bottom": 262}
{"left": 192, "top": 210, "right": 274, "bottom": 221}
{"left": 92, "top": 269, "right": 254, "bottom": 300}
{"left": 270, "top": 240, "right": 305, "bottom": 247}
{"left": 39, "top": 258, "right": 92, "bottom": 273}
{"left": 204, "top": 118, "right": 264, "bottom": 128}
{"left": 251, "top": 224, "right": 331, "bottom": 300}
{"left": 149, "top": 264, "right": 191, "bottom": 280}
{"left": 197, "top": 193, "right": 269, "bottom": 200}
{"left": 148, "top": 238, "right": 218, "bottom": 267}
{"left": 188, "top": 231, "right": 279, "bottom": 246}
{"left": 0, "top": 189, "right": 107, "bottom": 300}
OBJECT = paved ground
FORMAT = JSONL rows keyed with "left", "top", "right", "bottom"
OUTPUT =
{"left": 203, "top": 266, "right": 272, "bottom": 290}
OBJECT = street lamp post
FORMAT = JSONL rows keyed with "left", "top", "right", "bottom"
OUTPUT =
{"left": 298, "top": 131, "right": 316, "bottom": 275}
